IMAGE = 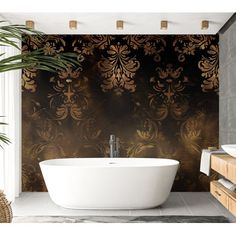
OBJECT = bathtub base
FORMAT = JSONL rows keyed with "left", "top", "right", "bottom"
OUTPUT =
{"left": 57, "top": 205, "right": 162, "bottom": 210}
{"left": 51, "top": 199, "right": 168, "bottom": 210}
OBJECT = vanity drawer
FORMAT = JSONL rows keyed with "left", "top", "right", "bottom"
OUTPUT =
{"left": 228, "top": 197, "right": 236, "bottom": 216}
{"left": 211, "top": 155, "right": 228, "bottom": 177}
{"left": 210, "top": 181, "right": 228, "bottom": 209}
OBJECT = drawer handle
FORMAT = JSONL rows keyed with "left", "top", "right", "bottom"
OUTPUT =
{"left": 215, "top": 191, "right": 221, "bottom": 197}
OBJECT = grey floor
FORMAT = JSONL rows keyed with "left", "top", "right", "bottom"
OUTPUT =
{"left": 12, "top": 192, "right": 236, "bottom": 222}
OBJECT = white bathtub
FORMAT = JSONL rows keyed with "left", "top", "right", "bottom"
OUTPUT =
{"left": 39, "top": 158, "right": 179, "bottom": 209}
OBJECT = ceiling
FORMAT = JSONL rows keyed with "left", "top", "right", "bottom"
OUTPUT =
{"left": 0, "top": 12, "right": 234, "bottom": 34}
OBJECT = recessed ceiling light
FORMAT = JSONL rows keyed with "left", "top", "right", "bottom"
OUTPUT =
{"left": 160, "top": 20, "right": 168, "bottom": 30}
{"left": 201, "top": 20, "right": 209, "bottom": 30}
{"left": 116, "top": 20, "right": 124, "bottom": 30}
{"left": 25, "top": 20, "right": 34, "bottom": 29}
{"left": 69, "top": 20, "right": 77, "bottom": 30}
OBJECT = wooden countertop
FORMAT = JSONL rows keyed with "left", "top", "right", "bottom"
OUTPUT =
{"left": 211, "top": 153, "right": 236, "bottom": 164}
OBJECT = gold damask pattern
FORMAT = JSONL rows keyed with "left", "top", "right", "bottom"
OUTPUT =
{"left": 150, "top": 64, "right": 188, "bottom": 104}
{"left": 71, "top": 35, "right": 167, "bottom": 94}
{"left": 22, "top": 35, "right": 67, "bottom": 93}
{"left": 198, "top": 45, "right": 219, "bottom": 92}
{"left": 123, "top": 35, "right": 166, "bottom": 61}
{"left": 22, "top": 35, "right": 219, "bottom": 192}
{"left": 72, "top": 35, "right": 114, "bottom": 55}
{"left": 98, "top": 44, "right": 140, "bottom": 95}
{"left": 22, "top": 68, "right": 37, "bottom": 92}
{"left": 173, "top": 35, "right": 214, "bottom": 62}
{"left": 173, "top": 35, "right": 219, "bottom": 92}
{"left": 48, "top": 74, "right": 89, "bottom": 122}
{"left": 147, "top": 64, "right": 190, "bottom": 121}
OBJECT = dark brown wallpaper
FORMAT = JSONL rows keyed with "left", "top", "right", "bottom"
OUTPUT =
{"left": 22, "top": 35, "right": 219, "bottom": 191}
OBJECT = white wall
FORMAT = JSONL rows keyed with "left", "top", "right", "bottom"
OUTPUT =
{"left": 0, "top": 44, "right": 21, "bottom": 201}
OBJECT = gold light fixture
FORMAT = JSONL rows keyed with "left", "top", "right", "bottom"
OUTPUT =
{"left": 25, "top": 20, "right": 34, "bottom": 29}
{"left": 201, "top": 20, "right": 209, "bottom": 30}
{"left": 69, "top": 20, "right": 77, "bottom": 30}
{"left": 116, "top": 20, "right": 124, "bottom": 30}
{"left": 160, "top": 20, "right": 168, "bottom": 30}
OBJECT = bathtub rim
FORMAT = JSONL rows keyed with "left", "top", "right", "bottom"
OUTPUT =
{"left": 39, "top": 157, "right": 180, "bottom": 168}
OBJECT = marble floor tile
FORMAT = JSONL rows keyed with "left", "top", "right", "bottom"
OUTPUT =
{"left": 159, "top": 192, "right": 191, "bottom": 215}
{"left": 12, "top": 192, "right": 130, "bottom": 216}
{"left": 179, "top": 192, "right": 223, "bottom": 216}
{"left": 11, "top": 192, "right": 236, "bottom": 222}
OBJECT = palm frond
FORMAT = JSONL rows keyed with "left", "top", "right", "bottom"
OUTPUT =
{"left": 0, "top": 22, "right": 84, "bottom": 148}
{"left": 0, "top": 21, "right": 44, "bottom": 49}
{"left": 0, "top": 117, "right": 10, "bottom": 147}
{"left": 0, "top": 21, "right": 83, "bottom": 74}
{"left": 0, "top": 133, "right": 11, "bottom": 148}
{"left": 0, "top": 49, "right": 82, "bottom": 73}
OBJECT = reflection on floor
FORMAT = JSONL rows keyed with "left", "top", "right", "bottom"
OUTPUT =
{"left": 12, "top": 192, "right": 236, "bottom": 223}
{"left": 12, "top": 215, "right": 230, "bottom": 223}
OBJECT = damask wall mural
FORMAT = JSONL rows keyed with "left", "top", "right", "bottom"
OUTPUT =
{"left": 22, "top": 35, "right": 219, "bottom": 191}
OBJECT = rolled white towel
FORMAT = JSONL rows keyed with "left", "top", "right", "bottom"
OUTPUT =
{"left": 218, "top": 178, "right": 236, "bottom": 192}
{"left": 200, "top": 149, "right": 225, "bottom": 176}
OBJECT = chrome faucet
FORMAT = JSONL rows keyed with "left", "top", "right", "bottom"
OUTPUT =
{"left": 109, "top": 134, "right": 120, "bottom": 158}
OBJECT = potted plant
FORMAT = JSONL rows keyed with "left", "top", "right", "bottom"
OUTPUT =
{"left": 0, "top": 21, "right": 82, "bottom": 223}
{"left": 0, "top": 119, "right": 11, "bottom": 223}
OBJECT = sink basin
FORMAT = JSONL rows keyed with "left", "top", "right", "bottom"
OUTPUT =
{"left": 221, "top": 144, "right": 236, "bottom": 158}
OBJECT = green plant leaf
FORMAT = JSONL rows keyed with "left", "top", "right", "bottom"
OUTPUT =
{"left": 0, "top": 22, "right": 84, "bottom": 147}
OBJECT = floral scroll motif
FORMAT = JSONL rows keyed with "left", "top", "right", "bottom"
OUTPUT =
{"left": 72, "top": 35, "right": 114, "bottom": 55}
{"left": 137, "top": 118, "right": 162, "bottom": 141}
{"left": 98, "top": 43, "right": 140, "bottom": 95}
{"left": 150, "top": 64, "right": 188, "bottom": 104}
{"left": 124, "top": 35, "right": 166, "bottom": 61}
{"left": 148, "top": 95, "right": 189, "bottom": 121}
{"left": 198, "top": 45, "right": 219, "bottom": 92}
{"left": 22, "top": 68, "right": 37, "bottom": 92}
{"left": 173, "top": 35, "right": 214, "bottom": 62}
{"left": 72, "top": 35, "right": 167, "bottom": 95}
{"left": 48, "top": 66, "right": 88, "bottom": 122}
{"left": 180, "top": 111, "right": 205, "bottom": 154}
{"left": 127, "top": 118, "right": 163, "bottom": 157}
{"left": 173, "top": 35, "right": 218, "bottom": 93}
{"left": 22, "top": 35, "right": 67, "bottom": 92}
{"left": 148, "top": 64, "right": 190, "bottom": 120}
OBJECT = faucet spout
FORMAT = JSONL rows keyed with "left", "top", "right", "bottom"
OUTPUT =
{"left": 109, "top": 135, "right": 120, "bottom": 158}
{"left": 109, "top": 134, "right": 116, "bottom": 158}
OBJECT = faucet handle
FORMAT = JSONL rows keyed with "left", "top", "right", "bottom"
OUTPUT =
{"left": 116, "top": 137, "right": 120, "bottom": 148}
{"left": 115, "top": 137, "right": 120, "bottom": 157}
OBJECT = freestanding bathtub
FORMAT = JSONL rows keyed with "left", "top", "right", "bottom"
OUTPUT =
{"left": 39, "top": 158, "right": 179, "bottom": 209}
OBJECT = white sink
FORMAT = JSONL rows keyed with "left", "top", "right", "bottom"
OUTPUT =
{"left": 221, "top": 144, "right": 236, "bottom": 158}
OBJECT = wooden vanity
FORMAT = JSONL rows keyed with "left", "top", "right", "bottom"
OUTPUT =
{"left": 210, "top": 154, "right": 236, "bottom": 216}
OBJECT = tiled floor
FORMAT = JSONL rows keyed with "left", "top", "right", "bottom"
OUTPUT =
{"left": 12, "top": 192, "right": 236, "bottom": 222}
